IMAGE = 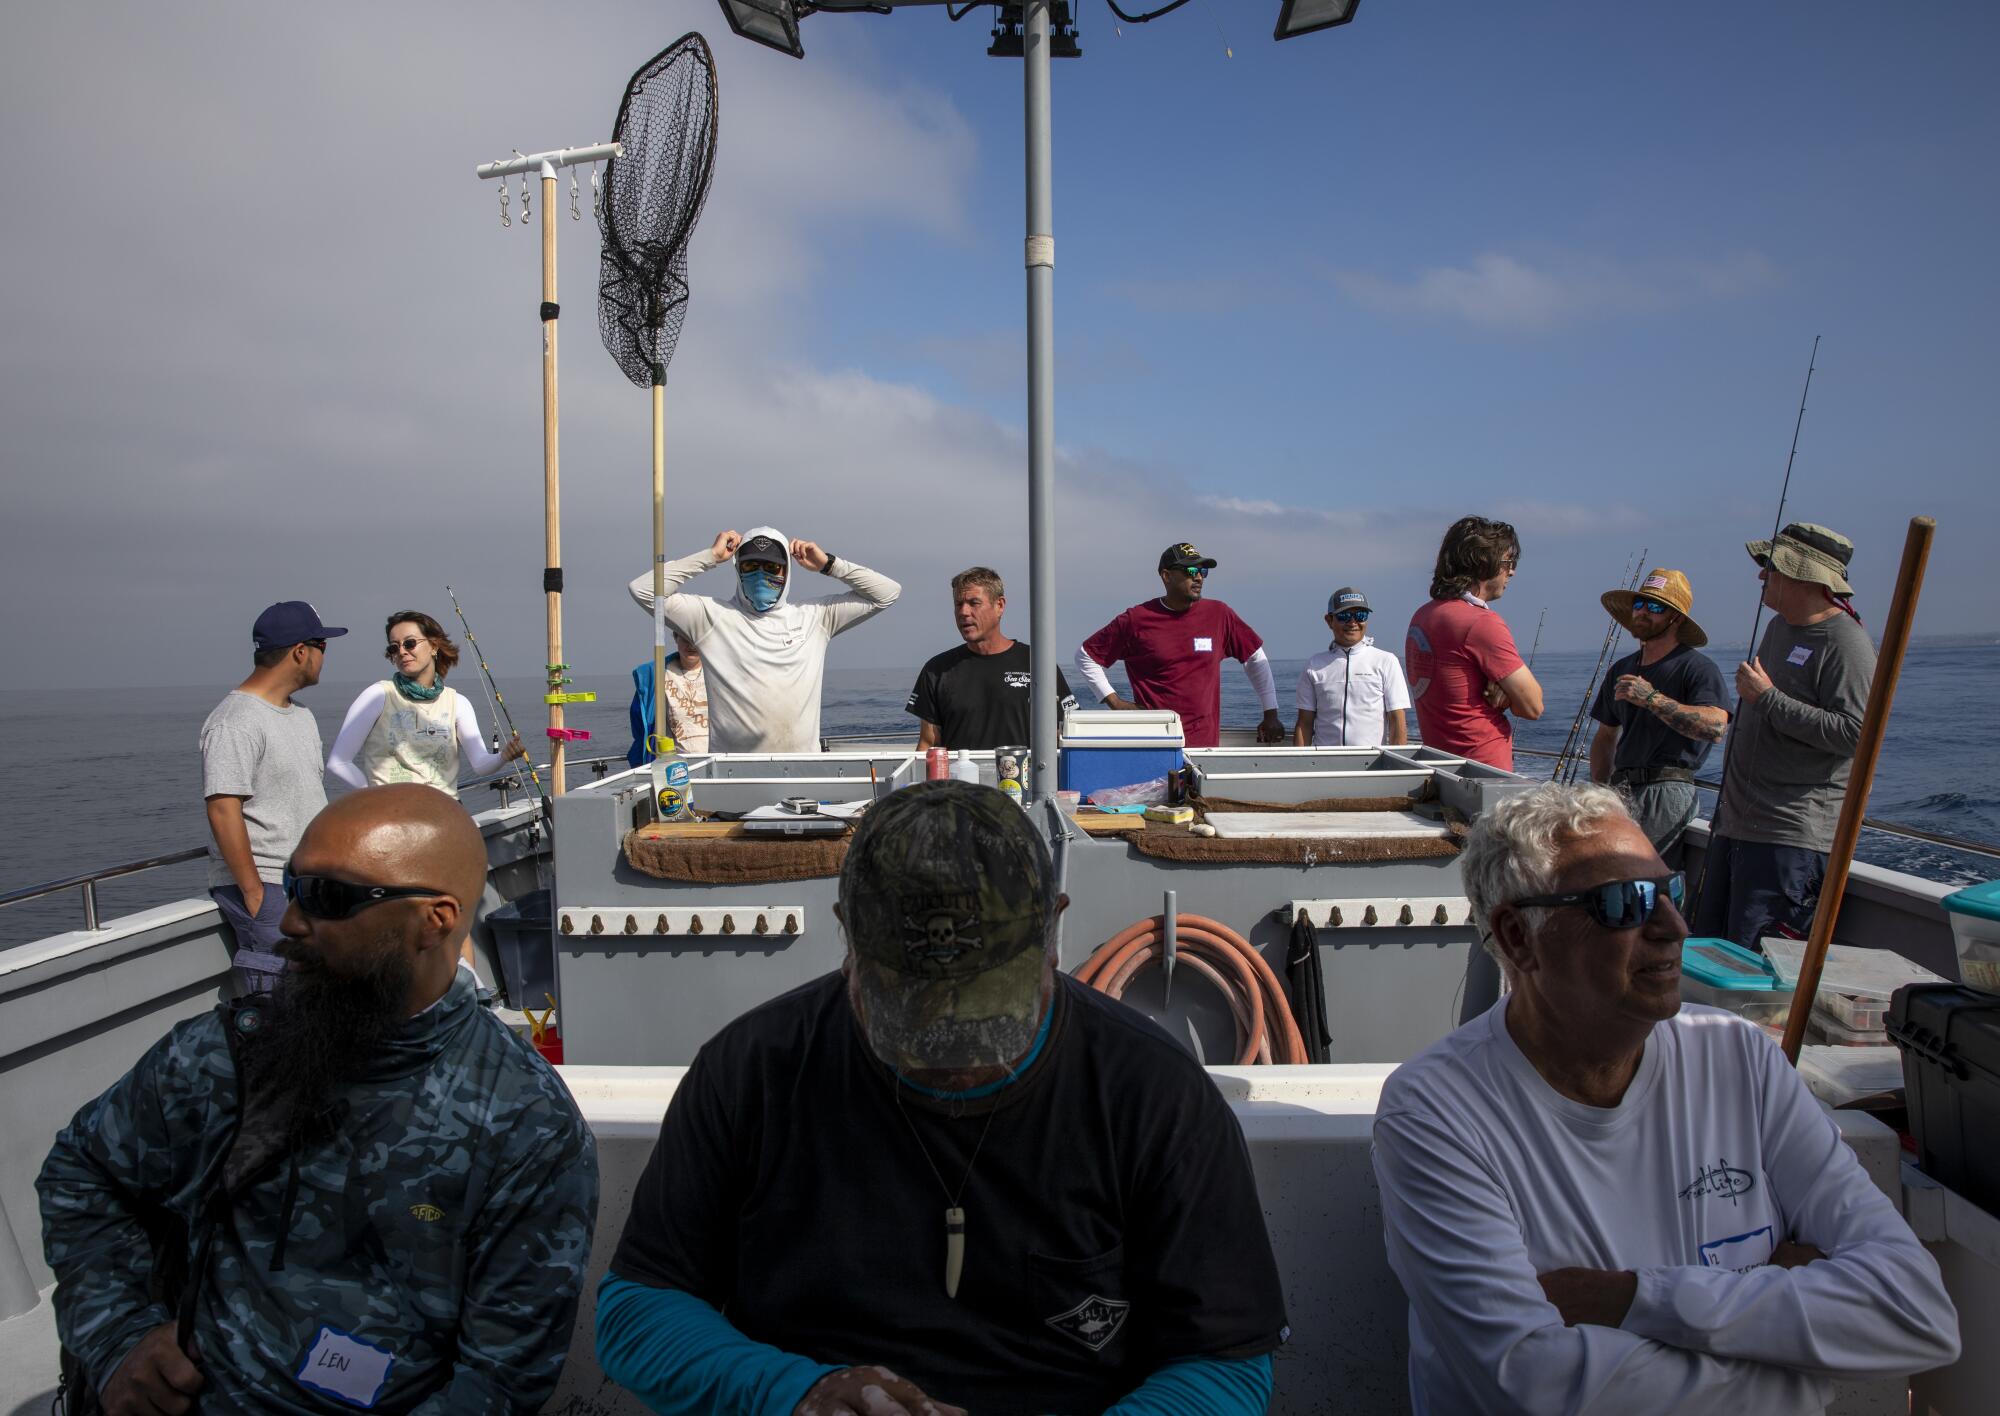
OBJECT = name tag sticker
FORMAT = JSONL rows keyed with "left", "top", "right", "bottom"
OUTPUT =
{"left": 1786, "top": 645, "right": 1813, "bottom": 667}
{"left": 1698, "top": 1224, "right": 1775, "bottom": 1271}
{"left": 296, "top": 1326, "right": 394, "bottom": 1408}
{"left": 1193, "top": 637, "right": 1213, "bottom": 652}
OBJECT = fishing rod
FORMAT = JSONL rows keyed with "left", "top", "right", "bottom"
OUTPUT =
{"left": 447, "top": 584, "right": 553, "bottom": 822}
{"left": 1552, "top": 549, "right": 1644, "bottom": 783}
{"left": 1528, "top": 608, "right": 1547, "bottom": 668}
{"left": 1692, "top": 337, "right": 1821, "bottom": 917}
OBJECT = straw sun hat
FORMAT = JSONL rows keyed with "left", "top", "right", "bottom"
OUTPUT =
{"left": 1600, "top": 567, "right": 1708, "bottom": 648}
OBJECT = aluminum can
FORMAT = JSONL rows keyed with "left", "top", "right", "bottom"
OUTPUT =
{"left": 927, "top": 746, "right": 950, "bottom": 781}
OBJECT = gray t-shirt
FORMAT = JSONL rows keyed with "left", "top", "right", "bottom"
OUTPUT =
{"left": 200, "top": 690, "right": 328, "bottom": 888}
{"left": 1716, "top": 611, "right": 1875, "bottom": 852}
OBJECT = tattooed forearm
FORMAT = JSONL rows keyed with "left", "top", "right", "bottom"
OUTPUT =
{"left": 1650, "top": 695, "right": 1727, "bottom": 743}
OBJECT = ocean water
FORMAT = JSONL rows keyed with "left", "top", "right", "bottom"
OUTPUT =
{"left": 3, "top": 637, "right": 1996, "bottom": 948}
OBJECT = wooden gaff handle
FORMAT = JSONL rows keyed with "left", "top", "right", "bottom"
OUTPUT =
{"left": 1779, "top": 516, "right": 1935, "bottom": 1064}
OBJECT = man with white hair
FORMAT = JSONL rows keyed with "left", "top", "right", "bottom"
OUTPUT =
{"left": 1372, "top": 782, "right": 1958, "bottom": 1414}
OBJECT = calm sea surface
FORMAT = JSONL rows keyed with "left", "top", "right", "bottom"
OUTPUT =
{"left": 4, "top": 637, "right": 1996, "bottom": 948}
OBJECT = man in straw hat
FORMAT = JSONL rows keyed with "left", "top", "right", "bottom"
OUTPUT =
{"left": 1692, "top": 523, "right": 1876, "bottom": 952}
{"left": 598, "top": 781, "right": 1288, "bottom": 1416}
{"left": 1587, "top": 568, "right": 1730, "bottom": 863}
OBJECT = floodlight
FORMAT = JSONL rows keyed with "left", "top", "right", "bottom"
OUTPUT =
{"left": 1274, "top": 0, "right": 1361, "bottom": 42}
{"left": 716, "top": 0, "right": 805, "bottom": 59}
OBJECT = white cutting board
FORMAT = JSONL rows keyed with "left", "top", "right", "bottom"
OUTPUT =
{"left": 1204, "top": 811, "right": 1451, "bottom": 840}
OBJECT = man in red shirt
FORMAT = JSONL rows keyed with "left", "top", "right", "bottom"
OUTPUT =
{"left": 1073, "top": 542, "right": 1284, "bottom": 748}
{"left": 1404, "top": 517, "right": 1544, "bottom": 769}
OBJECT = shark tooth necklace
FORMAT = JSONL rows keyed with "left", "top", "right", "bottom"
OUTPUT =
{"left": 893, "top": 1083, "right": 1000, "bottom": 1300}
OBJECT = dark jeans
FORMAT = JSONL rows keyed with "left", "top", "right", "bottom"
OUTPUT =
{"left": 1690, "top": 835, "right": 1827, "bottom": 953}
{"left": 211, "top": 883, "right": 288, "bottom": 994}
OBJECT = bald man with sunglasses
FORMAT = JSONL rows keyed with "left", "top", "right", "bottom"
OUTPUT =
{"left": 1372, "top": 783, "right": 1957, "bottom": 1414}
{"left": 40, "top": 786, "right": 598, "bottom": 1415}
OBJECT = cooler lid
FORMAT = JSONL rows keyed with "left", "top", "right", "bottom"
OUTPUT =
{"left": 1682, "top": 936, "right": 1779, "bottom": 991}
{"left": 1060, "top": 708, "right": 1185, "bottom": 747}
{"left": 1942, "top": 879, "right": 2000, "bottom": 923}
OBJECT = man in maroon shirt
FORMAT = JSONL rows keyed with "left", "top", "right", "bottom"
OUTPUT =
{"left": 1073, "top": 542, "right": 1285, "bottom": 747}
{"left": 1404, "top": 516, "right": 1544, "bottom": 769}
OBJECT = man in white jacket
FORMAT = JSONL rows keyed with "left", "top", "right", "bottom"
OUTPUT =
{"left": 629, "top": 526, "right": 900, "bottom": 754}
{"left": 1372, "top": 781, "right": 1959, "bottom": 1415}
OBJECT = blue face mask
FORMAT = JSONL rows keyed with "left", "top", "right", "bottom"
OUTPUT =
{"left": 740, "top": 569, "right": 784, "bottom": 612}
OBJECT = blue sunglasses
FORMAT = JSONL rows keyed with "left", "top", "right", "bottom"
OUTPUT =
{"left": 1631, "top": 596, "right": 1672, "bottom": 615}
{"left": 1514, "top": 873, "right": 1685, "bottom": 930}
{"left": 1333, "top": 609, "right": 1371, "bottom": 624}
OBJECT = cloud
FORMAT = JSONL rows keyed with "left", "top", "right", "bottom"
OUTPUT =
{"left": 1335, "top": 250, "right": 1779, "bottom": 331}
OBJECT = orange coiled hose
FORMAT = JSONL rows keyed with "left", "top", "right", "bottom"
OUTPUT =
{"left": 1076, "top": 913, "right": 1311, "bottom": 1065}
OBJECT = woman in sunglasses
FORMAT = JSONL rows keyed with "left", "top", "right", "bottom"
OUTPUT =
{"left": 326, "top": 610, "right": 525, "bottom": 799}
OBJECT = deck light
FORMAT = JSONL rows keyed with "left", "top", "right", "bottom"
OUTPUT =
{"left": 1274, "top": 0, "right": 1361, "bottom": 42}
{"left": 716, "top": 0, "right": 806, "bottom": 59}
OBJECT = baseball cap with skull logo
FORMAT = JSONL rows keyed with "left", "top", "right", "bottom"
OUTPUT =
{"left": 839, "top": 780, "right": 1056, "bottom": 1073}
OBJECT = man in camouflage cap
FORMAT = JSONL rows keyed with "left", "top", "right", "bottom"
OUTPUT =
{"left": 39, "top": 785, "right": 598, "bottom": 1413}
{"left": 600, "top": 781, "right": 1288, "bottom": 1416}
{"left": 1694, "top": 522, "right": 1877, "bottom": 950}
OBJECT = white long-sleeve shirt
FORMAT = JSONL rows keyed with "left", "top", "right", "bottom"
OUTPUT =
{"left": 325, "top": 681, "right": 510, "bottom": 792}
{"left": 628, "top": 525, "right": 900, "bottom": 754}
{"left": 1372, "top": 999, "right": 1959, "bottom": 1415}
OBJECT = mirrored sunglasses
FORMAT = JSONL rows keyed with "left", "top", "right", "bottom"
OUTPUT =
{"left": 1176, "top": 566, "right": 1211, "bottom": 579}
{"left": 1513, "top": 872, "right": 1685, "bottom": 930}
{"left": 738, "top": 559, "right": 787, "bottom": 578}
{"left": 283, "top": 867, "right": 447, "bottom": 921}
{"left": 1333, "top": 609, "right": 1371, "bottom": 624}
{"left": 1631, "top": 596, "right": 1672, "bottom": 615}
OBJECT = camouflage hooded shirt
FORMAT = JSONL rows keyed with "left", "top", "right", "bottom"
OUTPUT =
{"left": 38, "top": 967, "right": 598, "bottom": 1413}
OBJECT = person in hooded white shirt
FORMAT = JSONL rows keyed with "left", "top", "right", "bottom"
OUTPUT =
{"left": 1293, "top": 585, "right": 1410, "bottom": 748}
{"left": 629, "top": 527, "right": 900, "bottom": 754}
{"left": 1372, "top": 781, "right": 1958, "bottom": 1416}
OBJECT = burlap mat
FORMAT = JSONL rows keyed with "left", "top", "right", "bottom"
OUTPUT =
{"left": 623, "top": 829, "right": 849, "bottom": 884}
{"left": 1193, "top": 793, "right": 1424, "bottom": 815}
{"left": 1129, "top": 796, "right": 1466, "bottom": 866}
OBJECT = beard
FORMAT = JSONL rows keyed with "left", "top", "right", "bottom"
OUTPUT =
{"left": 247, "top": 933, "right": 414, "bottom": 1133}
{"left": 1634, "top": 618, "right": 1675, "bottom": 643}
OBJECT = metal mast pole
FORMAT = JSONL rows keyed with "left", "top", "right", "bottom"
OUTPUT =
{"left": 1024, "top": 0, "right": 1058, "bottom": 804}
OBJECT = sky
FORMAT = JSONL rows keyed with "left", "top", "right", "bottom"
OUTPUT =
{"left": 2, "top": 0, "right": 1995, "bottom": 693}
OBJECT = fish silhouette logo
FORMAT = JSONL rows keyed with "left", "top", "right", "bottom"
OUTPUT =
{"left": 1045, "top": 1294, "right": 1130, "bottom": 1352}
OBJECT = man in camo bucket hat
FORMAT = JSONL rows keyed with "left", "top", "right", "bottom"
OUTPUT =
{"left": 1692, "top": 521, "right": 1877, "bottom": 952}
{"left": 841, "top": 779, "right": 1058, "bottom": 1074}
{"left": 599, "top": 778, "right": 1290, "bottom": 1416}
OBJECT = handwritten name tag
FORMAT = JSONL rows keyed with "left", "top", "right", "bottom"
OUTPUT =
{"left": 1193, "top": 637, "right": 1213, "bottom": 652}
{"left": 296, "top": 1326, "right": 394, "bottom": 1408}
{"left": 1699, "top": 1224, "right": 1775, "bottom": 1271}
{"left": 1786, "top": 645, "right": 1813, "bottom": 667}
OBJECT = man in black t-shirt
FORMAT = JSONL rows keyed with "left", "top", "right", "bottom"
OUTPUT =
{"left": 1588, "top": 568, "right": 1730, "bottom": 863}
{"left": 596, "top": 782, "right": 1288, "bottom": 1416}
{"left": 907, "top": 567, "right": 1074, "bottom": 751}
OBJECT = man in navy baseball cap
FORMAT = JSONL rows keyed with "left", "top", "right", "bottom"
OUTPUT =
{"left": 199, "top": 602, "right": 346, "bottom": 993}
{"left": 251, "top": 600, "right": 347, "bottom": 651}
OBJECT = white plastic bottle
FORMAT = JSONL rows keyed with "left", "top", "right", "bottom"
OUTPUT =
{"left": 950, "top": 750, "right": 981, "bottom": 785}
{"left": 652, "top": 735, "right": 692, "bottom": 820}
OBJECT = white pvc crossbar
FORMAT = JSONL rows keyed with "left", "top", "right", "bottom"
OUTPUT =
{"left": 475, "top": 142, "right": 622, "bottom": 182}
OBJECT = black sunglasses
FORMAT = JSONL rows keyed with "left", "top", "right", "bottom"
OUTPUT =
{"left": 1513, "top": 873, "right": 1685, "bottom": 930}
{"left": 283, "top": 867, "right": 448, "bottom": 921}
{"left": 384, "top": 636, "right": 427, "bottom": 657}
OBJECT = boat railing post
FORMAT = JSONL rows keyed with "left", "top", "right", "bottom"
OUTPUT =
{"left": 81, "top": 879, "right": 99, "bottom": 931}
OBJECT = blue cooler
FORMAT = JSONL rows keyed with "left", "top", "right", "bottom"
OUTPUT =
{"left": 1058, "top": 709, "right": 1185, "bottom": 801}
{"left": 1941, "top": 879, "right": 2000, "bottom": 995}
{"left": 1681, "top": 936, "right": 1790, "bottom": 1025}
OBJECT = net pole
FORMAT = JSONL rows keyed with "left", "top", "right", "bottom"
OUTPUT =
{"left": 652, "top": 376, "right": 667, "bottom": 807}
{"left": 541, "top": 168, "right": 567, "bottom": 795}
{"left": 1024, "top": 0, "right": 1058, "bottom": 805}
